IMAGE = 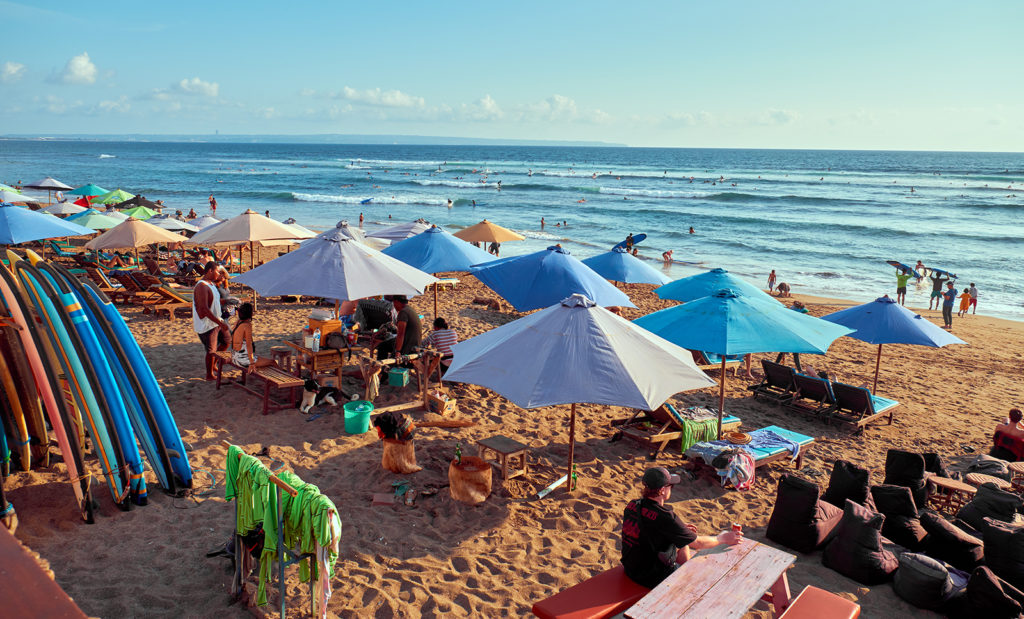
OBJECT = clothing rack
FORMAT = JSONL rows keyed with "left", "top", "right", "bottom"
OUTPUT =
{"left": 222, "top": 441, "right": 316, "bottom": 618}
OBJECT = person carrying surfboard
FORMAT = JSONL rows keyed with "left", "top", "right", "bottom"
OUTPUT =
{"left": 928, "top": 271, "right": 950, "bottom": 311}
{"left": 895, "top": 268, "right": 914, "bottom": 306}
{"left": 625, "top": 233, "right": 634, "bottom": 251}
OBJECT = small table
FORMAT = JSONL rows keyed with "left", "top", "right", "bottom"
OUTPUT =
{"left": 1009, "top": 462, "right": 1024, "bottom": 492}
{"left": 965, "top": 473, "right": 1012, "bottom": 491}
{"left": 928, "top": 476, "right": 977, "bottom": 515}
{"left": 624, "top": 538, "right": 796, "bottom": 618}
{"left": 477, "top": 435, "right": 529, "bottom": 481}
{"left": 283, "top": 339, "right": 364, "bottom": 383}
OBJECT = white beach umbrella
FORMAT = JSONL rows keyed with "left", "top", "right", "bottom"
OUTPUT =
{"left": 367, "top": 220, "right": 431, "bottom": 242}
{"left": 189, "top": 208, "right": 304, "bottom": 269}
{"left": 41, "top": 202, "right": 87, "bottom": 216}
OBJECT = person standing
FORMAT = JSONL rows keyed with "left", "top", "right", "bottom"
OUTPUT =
{"left": 625, "top": 233, "right": 634, "bottom": 251}
{"left": 621, "top": 467, "right": 743, "bottom": 588}
{"left": 209, "top": 194, "right": 217, "bottom": 213}
{"left": 488, "top": 241, "right": 500, "bottom": 257}
{"left": 941, "top": 281, "right": 957, "bottom": 329}
{"left": 928, "top": 271, "right": 950, "bottom": 310}
{"left": 895, "top": 269, "right": 914, "bottom": 305}
{"left": 969, "top": 283, "right": 979, "bottom": 314}
{"left": 193, "top": 263, "right": 230, "bottom": 380}
{"left": 540, "top": 217, "right": 545, "bottom": 229}
{"left": 359, "top": 212, "right": 364, "bottom": 226}
{"left": 767, "top": 269, "right": 777, "bottom": 292}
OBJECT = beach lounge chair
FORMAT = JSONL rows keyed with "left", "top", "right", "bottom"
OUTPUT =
{"left": 748, "top": 360, "right": 797, "bottom": 404}
{"left": 788, "top": 373, "right": 838, "bottom": 418}
{"left": 46, "top": 240, "right": 80, "bottom": 259}
{"left": 828, "top": 382, "right": 899, "bottom": 431}
{"left": 684, "top": 425, "right": 815, "bottom": 479}
{"left": 109, "top": 272, "right": 161, "bottom": 305}
{"left": 141, "top": 286, "right": 193, "bottom": 321}
{"left": 691, "top": 350, "right": 742, "bottom": 375}
{"left": 131, "top": 271, "right": 185, "bottom": 292}
{"left": 618, "top": 403, "right": 741, "bottom": 458}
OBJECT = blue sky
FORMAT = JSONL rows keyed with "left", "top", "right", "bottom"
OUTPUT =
{"left": 1, "top": 1, "right": 1021, "bottom": 150}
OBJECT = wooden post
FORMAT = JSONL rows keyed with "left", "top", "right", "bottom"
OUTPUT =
{"left": 567, "top": 402, "right": 576, "bottom": 494}
{"left": 717, "top": 356, "right": 727, "bottom": 439}
{"left": 872, "top": 344, "right": 883, "bottom": 395}
{"left": 433, "top": 282, "right": 438, "bottom": 318}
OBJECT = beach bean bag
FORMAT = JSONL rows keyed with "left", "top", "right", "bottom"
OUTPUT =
{"left": 821, "top": 499, "right": 899, "bottom": 585}
{"left": 766, "top": 474, "right": 843, "bottom": 554}
{"left": 919, "top": 509, "right": 984, "bottom": 571}
{"left": 984, "top": 518, "right": 1024, "bottom": 590}
{"left": 957, "top": 482, "right": 1024, "bottom": 536}
{"left": 821, "top": 460, "right": 872, "bottom": 510}
{"left": 967, "top": 454, "right": 1012, "bottom": 481}
{"left": 944, "top": 567, "right": 1024, "bottom": 619}
{"left": 883, "top": 449, "right": 928, "bottom": 509}
{"left": 871, "top": 484, "right": 928, "bottom": 551}
{"left": 923, "top": 452, "right": 950, "bottom": 479}
{"left": 892, "top": 552, "right": 954, "bottom": 610}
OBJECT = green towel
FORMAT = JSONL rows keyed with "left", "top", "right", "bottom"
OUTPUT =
{"left": 680, "top": 418, "right": 720, "bottom": 453}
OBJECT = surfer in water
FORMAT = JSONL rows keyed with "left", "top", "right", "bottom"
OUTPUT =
{"left": 447, "top": 198, "right": 453, "bottom": 208}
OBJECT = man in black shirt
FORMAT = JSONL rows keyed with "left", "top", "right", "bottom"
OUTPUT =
{"left": 375, "top": 295, "right": 421, "bottom": 359}
{"left": 621, "top": 467, "right": 744, "bottom": 588}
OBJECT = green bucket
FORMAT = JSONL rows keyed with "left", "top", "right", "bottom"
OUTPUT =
{"left": 343, "top": 400, "right": 373, "bottom": 434}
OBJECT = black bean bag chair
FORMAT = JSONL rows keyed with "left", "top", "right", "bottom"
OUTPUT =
{"left": 821, "top": 460, "right": 872, "bottom": 509}
{"left": 957, "top": 482, "right": 1024, "bottom": 537}
{"left": 967, "top": 454, "right": 1013, "bottom": 481}
{"left": 871, "top": 484, "right": 928, "bottom": 551}
{"left": 984, "top": 518, "right": 1024, "bottom": 591}
{"left": 892, "top": 552, "right": 955, "bottom": 610}
{"left": 883, "top": 449, "right": 928, "bottom": 510}
{"left": 766, "top": 474, "right": 844, "bottom": 554}
{"left": 919, "top": 509, "right": 984, "bottom": 571}
{"left": 822, "top": 499, "right": 899, "bottom": 585}
{"left": 923, "top": 452, "right": 950, "bottom": 479}
{"left": 945, "top": 566, "right": 1024, "bottom": 619}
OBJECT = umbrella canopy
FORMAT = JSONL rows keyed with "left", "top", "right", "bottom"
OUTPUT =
{"left": 452, "top": 219, "right": 525, "bottom": 243}
{"left": 92, "top": 189, "right": 135, "bottom": 205}
{"left": 655, "top": 267, "right": 779, "bottom": 304}
{"left": 383, "top": 225, "right": 494, "bottom": 274}
{"left": 0, "top": 203, "right": 95, "bottom": 244}
{"left": 99, "top": 208, "right": 129, "bottom": 221}
{"left": 40, "top": 202, "right": 87, "bottom": 216}
{"left": 0, "top": 184, "right": 19, "bottom": 193}
{"left": 111, "top": 195, "right": 160, "bottom": 209}
{"left": 147, "top": 215, "right": 200, "bottom": 232}
{"left": 187, "top": 215, "right": 220, "bottom": 229}
{"left": 581, "top": 248, "right": 672, "bottom": 285}
{"left": 445, "top": 293, "right": 717, "bottom": 493}
{"left": 68, "top": 183, "right": 109, "bottom": 196}
{"left": 24, "top": 177, "right": 73, "bottom": 191}
{"left": 366, "top": 220, "right": 431, "bottom": 242}
{"left": 471, "top": 245, "right": 634, "bottom": 312}
{"left": 331, "top": 220, "right": 366, "bottom": 243}
{"left": 280, "top": 218, "right": 317, "bottom": 238}
{"left": 85, "top": 217, "right": 188, "bottom": 250}
{"left": 822, "top": 295, "right": 966, "bottom": 393}
{"left": 0, "top": 189, "right": 39, "bottom": 204}
{"left": 189, "top": 209, "right": 303, "bottom": 245}
{"left": 72, "top": 196, "right": 91, "bottom": 207}
{"left": 119, "top": 206, "right": 158, "bottom": 220}
{"left": 63, "top": 209, "right": 122, "bottom": 230}
{"left": 231, "top": 226, "right": 438, "bottom": 300}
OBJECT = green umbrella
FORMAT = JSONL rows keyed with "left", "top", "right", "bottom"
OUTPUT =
{"left": 66, "top": 209, "right": 122, "bottom": 230}
{"left": 92, "top": 189, "right": 134, "bottom": 205}
{"left": 120, "top": 206, "right": 158, "bottom": 220}
{"left": 68, "top": 183, "right": 109, "bottom": 196}
{"left": 0, "top": 183, "right": 20, "bottom": 194}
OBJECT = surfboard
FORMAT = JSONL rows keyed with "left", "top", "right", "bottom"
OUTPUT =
{"left": 360, "top": 198, "right": 372, "bottom": 204}
{"left": 0, "top": 357, "right": 30, "bottom": 471}
{"left": 0, "top": 408, "right": 8, "bottom": 477}
{"left": 886, "top": 261, "right": 921, "bottom": 279}
{"left": 0, "top": 332, "right": 49, "bottom": 467}
{"left": 0, "top": 262, "right": 95, "bottom": 523}
{"left": 612, "top": 233, "right": 647, "bottom": 252}
{"left": 928, "top": 267, "right": 958, "bottom": 279}
{"left": 11, "top": 254, "right": 131, "bottom": 510}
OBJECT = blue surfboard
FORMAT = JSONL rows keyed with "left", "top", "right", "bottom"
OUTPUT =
{"left": 612, "top": 233, "right": 647, "bottom": 251}
{"left": 886, "top": 260, "right": 921, "bottom": 279}
{"left": 360, "top": 198, "right": 372, "bottom": 204}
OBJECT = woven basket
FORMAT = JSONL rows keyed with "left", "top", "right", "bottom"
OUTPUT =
{"left": 725, "top": 431, "right": 752, "bottom": 445}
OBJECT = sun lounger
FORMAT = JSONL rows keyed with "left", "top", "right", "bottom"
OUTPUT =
{"left": 788, "top": 373, "right": 838, "bottom": 418}
{"left": 83, "top": 267, "right": 125, "bottom": 301}
{"left": 748, "top": 360, "right": 797, "bottom": 404}
{"left": 435, "top": 277, "right": 460, "bottom": 290}
{"left": 690, "top": 350, "right": 742, "bottom": 375}
{"left": 141, "top": 285, "right": 193, "bottom": 321}
{"left": 828, "top": 382, "right": 898, "bottom": 431}
{"left": 685, "top": 425, "right": 815, "bottom": 475}
{"left": 46, "top": 240, "right": 81, "bottom": 258}
{"left": 619, "top": 403, "right": 741, "bottom": 458}
{"left": 109, "top": 271, "right": 161, "bottom": 305}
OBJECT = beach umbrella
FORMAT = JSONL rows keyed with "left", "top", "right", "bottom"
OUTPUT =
{"left": 0, "top": 189, "right": 39, "bottom": 204}
{"left": 452, "top": 219, "right": 525, "bottom": 244}
{"left": 92, "top": 189, "right": 134, "bottom": 205}
{"left": 72, "top": 196, "right": 91, "bottom": 207}
{"left": 581, "top": 248, "right": 671, "bottom": 286}
{"left": 99, "top": 208, "right": 130, "bottom": 221}
{"left": 232, "top": 225, "right": 438, "bottom": 301}
{"left": 822, "top": 295, "right": 966, "bottom": 393}
{"left": 280, "top": 218, "right": 317, "bottom": 238}
{"left": 63, "top": 209, "right": 122, "bottom": 230}
{"left": 366, "top": 220, "right": 432, "bottom": 242}
{"left": 445, "top": 294, "right": 717, "bottom": 494}
{"left": 655, "top": 267, "right": 780, "bottom": 304}
{"left": 0, "top": 203, "right": 95, "bottom": 244}
{"left": 189, "top": 209, "right": 305, "bottom": 270}
{"left": 41, "top": 202, "right": 87, "bottom": 217}
{"left": 119, "top": 206, "right": 158, "bottom": 220}
{"left": 24, "top": 177, "right": 73, "bottom": 204}
{"left": 0, "top": 183, "right": 19, "bottom": 193}
{"left": 148, "top": 215, "right": 200, "bottom": 232}
{"left": 68, "top": 183, "right": 109, "bottom": 196}
{"left": 187, "top": 214, "right": 220, "bottom": 229}
{"left": 383, "top": 225, "right": 495, "bottom": 315}
{"left": 634, "top": 289, "right": 854, "bottom": 436}
{"left": 470, "top": 244, "right": 634, "bottom": 312}
{"left": 111, "top": 195, "right": 160, "bottom": 210}
{"left": 86, "top": 217, "right": 189, "bottom": 263}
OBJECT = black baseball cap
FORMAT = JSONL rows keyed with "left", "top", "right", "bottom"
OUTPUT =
{"left": 642, "top": 466, "right": 681, "bottom": 489}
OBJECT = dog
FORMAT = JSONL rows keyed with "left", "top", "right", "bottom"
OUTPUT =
{"left": 299, "top": 378, "right": 353, "bottom": 413}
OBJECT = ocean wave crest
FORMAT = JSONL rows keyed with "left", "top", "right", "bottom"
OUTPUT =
{"left": 292, "top": 192, "right": 447, "bottom": 206}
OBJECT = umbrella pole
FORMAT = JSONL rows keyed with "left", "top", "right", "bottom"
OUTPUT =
{"left": 872, "top": 344, "right": 882, "bottom": 395}
{"left": 718, "top": 357, "right": 727, "bottom": 439}
{"left": 433, "top": 283, "right": 438, "bottom": 318}
{"left": 567, "top": 403, "right": 576, "bottom": 495}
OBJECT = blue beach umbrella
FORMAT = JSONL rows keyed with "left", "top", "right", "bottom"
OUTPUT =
{"left": 470, "top": 245, "right": 634, "bottom": 312}
{"left": 68, "top": 183, "right": 109, "bottom": 196}
{"left": 655, "top": 267, "right": 779, "bottom": 304}
{"left": 581, "top": 248, "right": 671, "bottom": 286}
{"left": 0, "top": 203, "right": 95, "bottom": 244}
{"left": 822, "top": 295, "right": 965, "bottom": 393}
{"left": 383, "top": 225, "right": 495, "bottom": 315}
{"left": 634, "top": 288, "right": 854, "bottom": 435}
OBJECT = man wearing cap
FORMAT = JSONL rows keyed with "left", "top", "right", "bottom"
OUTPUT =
{"left": 375, "top": 295, "right": 422, "bottom": 360}
{"left": 621, "top": 467, "right": 744, "bottom": 588}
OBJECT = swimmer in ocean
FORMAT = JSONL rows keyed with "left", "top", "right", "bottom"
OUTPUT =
{"left": 447, "top": 199, "right": 453, "bottom": 208}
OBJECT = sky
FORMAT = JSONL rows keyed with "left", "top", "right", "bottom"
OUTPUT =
{"left": 1, "top": 1, "right": 1022, "bottom": 150}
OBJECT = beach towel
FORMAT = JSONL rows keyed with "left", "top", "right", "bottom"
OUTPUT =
{"left": 718, "top": 450, "right": 756, "bottom": 490}
{"left": 679, "top": 417, "right": 720, "bottom": 453}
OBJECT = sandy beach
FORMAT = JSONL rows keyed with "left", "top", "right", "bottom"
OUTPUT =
{"left": 6, "top": 248, "right": 1024, "bottom": 618}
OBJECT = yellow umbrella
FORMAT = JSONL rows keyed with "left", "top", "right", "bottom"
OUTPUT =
{"left": 84, "top": 217, "right": 189, "bottom": 264}
{"left": 451, "top": 219, "right": 525, "bottom": 244}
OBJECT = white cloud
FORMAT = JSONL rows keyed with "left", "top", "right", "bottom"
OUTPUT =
{"left": 38, "top": 94, "right": 83, "bottom": 114}
{"left": 337, "top": 87, "right": 425, "bottom": 108}
{"left": 762, "top": 108, "right": 798, "bottom": 125}
{"left": 97, "top": 97, "right": 130, "bottom": 113}
{"left": 1, "top": 62, "right": 25, "bottom": 83}
{"left": 59, "top": 52, "right": 97, "bottom": 84}
{"left": 175, "top": 77, "right": 219, "bottom": 97}
{"left": 456, "top": 95, "right": 503, "bottom": 121}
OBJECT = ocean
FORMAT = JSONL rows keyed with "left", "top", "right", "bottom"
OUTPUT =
{"left": 2, "top": 140, "right": 1021, "bottom": 319}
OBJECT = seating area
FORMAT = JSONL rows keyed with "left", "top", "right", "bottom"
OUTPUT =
{"left": 212, "top": 351, "right": 304, "bottom": 415}
{"left": 683, "top": 425, "right": 815, "bottom": 486}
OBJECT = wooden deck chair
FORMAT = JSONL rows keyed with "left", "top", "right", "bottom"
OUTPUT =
{"left": 130, "top": 271, "right": 185, "bottom": 292}
{"left": 84, "top": 268, "right": 128, "bottom": 303}
{"left": 748, "top": 360, "right": 798, "bottom": 404}
{"left": 691, "top": 350, "right": 742, "bottom": 375}
{"left": 142, "top": 286, "right": 193, "bottom": 321}
{"left": 828, "top": 382, "right": 899, "bottom": 432}
{"left": 788, "top": 373, "right": 838, "bottom": 418}
{"left": 109, "top": 272, "right": 160, "bottom": 305}
{"left": 619, "top": 403, "right": 741, "bottom": 458}
{"left": 685, "top": 424, "right": 815, "bottom": 477}
{"left": 46, "top": 240, "right": 80, "bottom": 258}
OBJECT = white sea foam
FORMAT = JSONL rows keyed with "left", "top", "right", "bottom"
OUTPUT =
{"left": 99, "top": 154, "right": 116, "bottom": 158}
{"left": 413, "top": 179, "right": 495, "bottom": 189}
{"left": 292, "top": 192, "right": 447, "bottom": 206}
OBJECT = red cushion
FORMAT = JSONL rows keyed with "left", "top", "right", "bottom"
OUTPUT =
{"left": 532, "top": 565, "right": 650, "bottom": 619}
{"left": 780, "top": 585, "right": 860, "bottom": 619}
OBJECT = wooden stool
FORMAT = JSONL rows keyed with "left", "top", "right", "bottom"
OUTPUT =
{"left": 270, "top": 346, "right": 293, "bottom": 373}
{"left": 1009, "top": 462, "right": 1024, "bottom": 492}
{"left": 965, "top": 473, "right": 1013, "bottom": 491}
{"left": 477, "top": 435, "right": 529, "bottom": 481}
{"left": 927, "top": 476, "right": 976, "bottom": 515}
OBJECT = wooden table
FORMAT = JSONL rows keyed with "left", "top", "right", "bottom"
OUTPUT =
{"left": 477, "top": 435, "right": 529, "bottom": 481}
{"left": 1010, "top": 462, "right": 1024, "bottom": 492}
{"left": 927, "top": 476, "right": 976, "bottom": 515}
{"left": 624, "top": 538, "right": 795, "bottom": 618}
{"left": 282, "top": 339, "right": 364, "bottom": 383}
{"left": 965, "top": 472, "right": 1012, "bottom": 491}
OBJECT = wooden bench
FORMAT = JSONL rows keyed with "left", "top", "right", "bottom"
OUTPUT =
{"left": 213, "top": 352, "right": 303, "bottom": 415}
{"left": 532, "top": 565, "right": 649, "bottom": 619}
{"left": 779, "top": 585, "right": 860, "bottom": 618}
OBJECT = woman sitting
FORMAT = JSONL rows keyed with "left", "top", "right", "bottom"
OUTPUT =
{"left": 230, "top": 303, "right": 275, "bottom": 373}
{"left": 423, "top": 317, "right": 458, "bottom": 375}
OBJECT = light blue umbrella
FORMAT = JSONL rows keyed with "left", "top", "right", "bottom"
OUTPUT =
{"left": 0, "top": 203, "right": 95, "bottom": 244}
{"left": 581, "top": 247, "right": 671, "bottom": 286}
{"left": 470, "top": 245, "right": 634, "bottom": 312}
{"left": 655, "top": 267, "right": 779, "bottom": 304}
{"left": 66, "top": 209, "right": 122, "bottom": 230}
{"left": 822, "top": 295, "right": 965, "bottom": 393}
{"left": 67, "top": 183, "right": 109, "bottom": 196}
{"left": 634, "top": 288, "right": 854, "bottom": 434}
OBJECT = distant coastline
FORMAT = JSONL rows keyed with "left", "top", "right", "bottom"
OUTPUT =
{"left": 0, "top": 134, "right": 625, "bottom": 148}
